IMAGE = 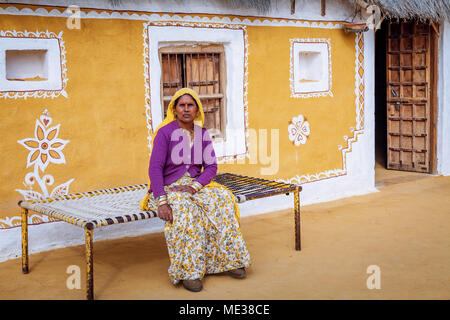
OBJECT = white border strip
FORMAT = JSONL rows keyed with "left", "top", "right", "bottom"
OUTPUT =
{"left": 0, "top": 5, "right": 344, "bottom": 29}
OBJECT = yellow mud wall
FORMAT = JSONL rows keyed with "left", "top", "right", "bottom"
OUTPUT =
{"left": 0, "top": 5, "right": 357, "bottom": 226}
{"left": 219, "top": 25, "right": 357, "bottom": 180}
{"left": 0, "top": 13, "right": 149, "bottom": 222}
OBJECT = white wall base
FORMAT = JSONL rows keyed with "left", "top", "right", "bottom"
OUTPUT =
{"left": 0, "top": 217, "right": 167, "bottom": 263}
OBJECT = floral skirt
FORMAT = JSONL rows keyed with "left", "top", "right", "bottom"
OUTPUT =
{"left": 148, "top": 173, "right": 251, "bottom": 284}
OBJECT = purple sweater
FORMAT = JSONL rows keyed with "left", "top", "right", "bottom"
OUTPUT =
{"left": 148, "top": 120, "right": 218, "bottom": 198}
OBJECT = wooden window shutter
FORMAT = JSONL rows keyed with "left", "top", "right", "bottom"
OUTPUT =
{"left": 160, "top": 44, "right": 226, "bottom": 140}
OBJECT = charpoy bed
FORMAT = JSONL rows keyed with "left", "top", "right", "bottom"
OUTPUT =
{"left": 18, "top": 172, "right": 302, "bottom": 300}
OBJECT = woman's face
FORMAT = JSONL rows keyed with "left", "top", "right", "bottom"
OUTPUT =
{"left": 174, "top": 94, "right": 198, "bottom": 125}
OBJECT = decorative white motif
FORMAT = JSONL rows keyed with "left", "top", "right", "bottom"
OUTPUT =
{"left": 288, "top": 115, "right": 310, "bottom": 146}
{"left": 16, "top": 109, "right": 74, "bottom": 202}
{"left": 0, "top": 213, "right": 58, "bottom": 229}
{"left": 0, "top": 29, "right": 68, "bottom": 99}
{"left": 354, "top": 32, "right": 365, "bottom": 131}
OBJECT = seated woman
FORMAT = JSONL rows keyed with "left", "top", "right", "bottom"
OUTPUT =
{"left": 140, "top": 87, "right": 251, "bottom": 292}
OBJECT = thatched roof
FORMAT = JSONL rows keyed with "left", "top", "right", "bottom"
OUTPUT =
{"left": 226, "top": 0, "right": 271, "bottom": 12}
{"left": 107, "top": 0, "right": 449, "bottom": 20}
{"left": 349, "top": 0, "right": 450, "bottom": 21}
{"left": 108, "top": 0, "right": 271, "bottom": 13}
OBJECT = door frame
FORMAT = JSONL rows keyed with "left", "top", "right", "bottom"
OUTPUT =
{"left": 429, "top": 22, "right": 439, "bottom": 174}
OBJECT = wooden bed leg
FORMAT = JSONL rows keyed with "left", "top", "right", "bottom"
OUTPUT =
{"left": 294, "top": 188, "right": 301, "bottom": 251}
{"left": 21, "top": 207, "right": 29, "bottom": 274}
{"left": 85, "top": 225, "right": 94, "bottom": 300}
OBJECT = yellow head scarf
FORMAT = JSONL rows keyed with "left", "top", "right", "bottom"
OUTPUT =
{"left": 150, "top": 87, "right": 205, "bottom": 150}
{"left": 139, "top": 88, "right": 240, "bottom": 224}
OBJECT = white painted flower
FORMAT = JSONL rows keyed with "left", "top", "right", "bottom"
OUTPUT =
{"left": 18, "top": 120, "right": 69, "bottom": 171}
{"left": 16, "top": 110, "right": 74, "bottom": 207}
{"left": 288, "top": 114, "right": 310, "bottom": 146}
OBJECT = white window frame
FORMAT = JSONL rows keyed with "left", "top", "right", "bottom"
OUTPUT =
{"left": 0, "top": 37, "right": 62, "bottom": 93}
{"left": 290, "top": 38, "right": 333, "bottom": 98}
{"left": 146, "top": 25, "right": 246, "bottom": 158}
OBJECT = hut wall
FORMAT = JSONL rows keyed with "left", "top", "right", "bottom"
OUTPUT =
{"left": 0, "top": 0, "right": 376, "bottom": 261}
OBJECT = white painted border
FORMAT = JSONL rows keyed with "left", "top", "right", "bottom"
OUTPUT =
{"left": 145, "top": 24, "right": 248, "bottom": 159}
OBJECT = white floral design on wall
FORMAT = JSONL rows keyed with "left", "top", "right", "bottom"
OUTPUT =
{"left": 288, "top": 114, "right": 310, "bottom": 146}
{"left": 16, "top": 109, "right": 74, "bottom": 201}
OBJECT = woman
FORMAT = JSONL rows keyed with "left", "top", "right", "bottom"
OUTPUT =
{"left": 140, "top": 88, "right": 251, "bottom": 292}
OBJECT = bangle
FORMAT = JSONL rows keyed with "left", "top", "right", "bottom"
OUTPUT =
{"left": 157, "top": 201, "right": 168, "bottom": 207}
{"left": 155, "top": 195, "right": 168, "bottom": 207}
{"left": 190, "top": 181, "right": 203, "bottom": 192}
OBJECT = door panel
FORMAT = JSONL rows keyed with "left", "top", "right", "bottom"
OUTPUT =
{"left": 386, "top": 21, "right": 432, "bottom": 173}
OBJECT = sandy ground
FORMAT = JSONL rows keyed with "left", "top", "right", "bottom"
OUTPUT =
{"left": 1, "top": 169, "right": 449, "bottom": 300}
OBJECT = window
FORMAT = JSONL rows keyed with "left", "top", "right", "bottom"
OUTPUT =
{"left": 0, "top": 33, "right": 67, "bottom": 98}
{"left": 298, "top": 51, "right": 322, "bottom": 83}
{"left": 6, "top": 49, "right": 48, "bottom": 81}
{"left": 290, "top": 39, "right": 332, "bottom": 98}
{"left": 160, "top": 44, "right": 226, "bottom": 140}
{"left": 145, "top": 24, "right": 247, "bottom": 159}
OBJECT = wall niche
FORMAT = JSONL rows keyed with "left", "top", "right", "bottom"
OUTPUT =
{"left": 6, "top": 49, "right": 48, "bottom": 81}
{"left": 290, "top": 39, "right": 332, "bottom": 98}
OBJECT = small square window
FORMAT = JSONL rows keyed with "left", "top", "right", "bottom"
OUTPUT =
{"left": 0, "top": 32, "right": 67, "bottom": 99}
{"left": 290, "top": 39, "right": 332, "bottom": 98}
{"left": 298, "top": 51, "right": 322, "bottom": 82}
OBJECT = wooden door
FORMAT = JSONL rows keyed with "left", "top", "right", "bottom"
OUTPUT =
{"left": 386, "top": 21, "right": 434, "bottom": 173}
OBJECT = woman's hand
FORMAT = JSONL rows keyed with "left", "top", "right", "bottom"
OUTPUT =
{"left": 168, "top": 185, "right": 196, "bottom": 194}
{"left": 158, "top": 204, "right": 173, "bottom": 223}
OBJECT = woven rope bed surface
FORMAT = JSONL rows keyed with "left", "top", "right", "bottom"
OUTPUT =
{"left": 18, "top": 173, "right": 300, "bottom": 230}
{"left": 213, "top": 173, "right": 299, "bottom": 202}
{"left": 19, "top": 184, "right": 155, "bottom": 229}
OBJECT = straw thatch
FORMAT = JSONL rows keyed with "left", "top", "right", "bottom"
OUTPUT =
{"left": 349, "top": 0, "right": 450, "bottom": 21}
{"left": 107, "top": 0, "right": 271, "bottom": 13}
{"left": 225, "top": 0, "right": 271, "bottom": 13}
{"left": 108, "top": 0, "right": 450, "bottom": 20}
